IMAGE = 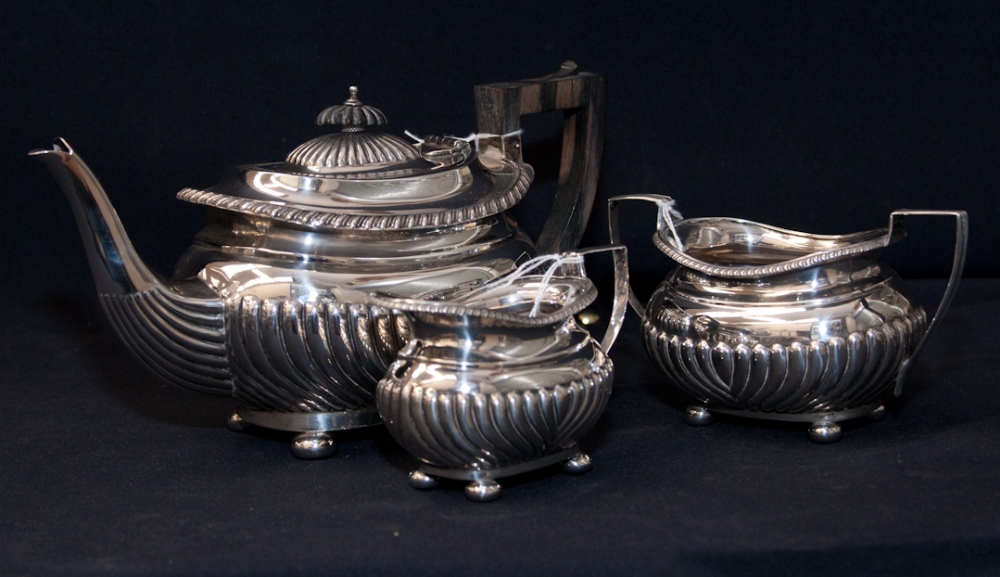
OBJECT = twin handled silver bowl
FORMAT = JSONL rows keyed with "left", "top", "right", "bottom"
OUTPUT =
{"left": 609, "top": 194, "right": 968, "bottom": 442}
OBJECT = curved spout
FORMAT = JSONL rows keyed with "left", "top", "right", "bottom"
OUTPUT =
{"left": 31, "top": 139, "right": 233, "bottom": 396}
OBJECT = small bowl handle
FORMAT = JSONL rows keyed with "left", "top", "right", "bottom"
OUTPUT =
{"left": 607, "top": 194, "right": 680, "bottom": 319}
{"left": 573, "top": 244, "right": 629, "bottom": 352}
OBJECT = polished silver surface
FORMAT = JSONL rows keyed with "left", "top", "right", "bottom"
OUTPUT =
{"left": 32, "top": 66, "right": 606, "bottom": 457}
{"left": 291, "top": 432, "right": 338, "bottom": 459}
{"left": 375, "top": 246, "right": 627, "bottom": 499}
{"left": 562, "top": 452, "right": 593, "bottom": 474}
{"left": 465, "top": 479, "right": 502, "bottom": 502}
{"left": 610, "top": 194, "right": 968, "bottom": 441}
{"left": 807, "top": 421, "right": 842, "bottom": 443}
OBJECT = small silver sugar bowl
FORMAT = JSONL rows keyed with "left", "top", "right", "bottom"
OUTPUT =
{"left": 369, "top": 246, "right": 627, "bottom": 501}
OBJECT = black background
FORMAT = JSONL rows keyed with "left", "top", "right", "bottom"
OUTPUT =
{"left": 2, "top": 2, "right": 998, "bottom": 576}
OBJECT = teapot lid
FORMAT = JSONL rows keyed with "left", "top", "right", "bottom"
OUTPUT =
{"left": 177, "top": 87, "right": 532, "bottom": 231}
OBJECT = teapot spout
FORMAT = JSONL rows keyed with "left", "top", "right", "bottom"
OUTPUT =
{"left": 31, "top": 139, "right": 232, "bottom": 396}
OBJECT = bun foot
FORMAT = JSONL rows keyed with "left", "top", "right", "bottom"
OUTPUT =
{"left": 291, "top": 432, "right": 337, "bottom": 459}
{"left": 807, "top": 420, "right": 842, "bottom": 443}
{"left": 684, "top": 405, "right": 714, "bottom": 426}
{"left": 465, "top": 479, "right": 502, "bottom": 502}
{"left": 408, "top": 470, "right": 438, "bottom": 490}
{"left": 227, "top": 411, "right": 250, "bottom": 432}
{"left": 563, "top": 452, "right": 593, "bottom": 474}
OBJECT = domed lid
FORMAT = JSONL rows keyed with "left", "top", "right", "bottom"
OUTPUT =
{"left": 177, "top": 86, "right": 533, "bottom": 231}
{"left": 285, "top": 87, "right": 424, "bottom": 172}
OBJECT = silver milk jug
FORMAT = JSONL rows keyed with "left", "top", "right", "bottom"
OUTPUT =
{"left": 368, "top": 246, "right": 627, "bottom": 501}
{"left": 31, "top": 63, "right": 605, "bottom": 458}
{"left": 610, "top": 194, "right": 967, "bottom": 442}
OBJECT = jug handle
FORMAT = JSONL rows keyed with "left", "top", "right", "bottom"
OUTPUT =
{"left": 888, "top": 210, "right": 969, "bottom": 396}
{"left": 474, "top": 61, "right": 606, "bottom": 254}
{"left": 607, "top": 194, "right": 678, "bottom": 319}
{"left": 573, "top": 244, "right": 629, "bottom": 352}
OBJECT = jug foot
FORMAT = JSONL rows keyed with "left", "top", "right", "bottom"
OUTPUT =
{"left": 869, "top": 404, "right": 887, "bottom": 422}
{"left": 227, "top": 411, "right": 250, "bottom": 432}
{"left": 408, "top": 470, "right": 438, "bottom": 490}
{"left": 684, "top": 405, "right": 714, "bottom": 426}
{"left": 807, "top": 421, "right": 842, "bottom": 443}
{"left": 563, "top": 452, "right": 593, "bottom": 474}
{"left": 291, "top": 432, "right": 338, "bottom": 459}
{"left": 465, "top": 479, "right": 502, "bottom": 502}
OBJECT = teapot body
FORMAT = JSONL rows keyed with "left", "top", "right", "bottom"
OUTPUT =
{"left": 182, "top": 209, "right": 536, "bottom": 428}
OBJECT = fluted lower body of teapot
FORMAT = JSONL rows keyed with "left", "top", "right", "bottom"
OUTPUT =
{"left": 377, "top": 316, "right": 613, "bottom": 501}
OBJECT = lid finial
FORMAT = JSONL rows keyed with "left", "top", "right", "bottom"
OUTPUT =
{"left": 345, "top": 86, "right": 361, "bottom": 106}
{"left": 315, "top": 86, "right": 387, "bottom": 131}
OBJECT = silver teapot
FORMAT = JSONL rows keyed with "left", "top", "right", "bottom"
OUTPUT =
{"left": 367, "top": 246, "right": 627, "bottom": 501}
{"left": 31, "top": 63, "right": 605, "bottom": 458}
{"left": 610, "top": 194, "right": 968, "bottom": 442}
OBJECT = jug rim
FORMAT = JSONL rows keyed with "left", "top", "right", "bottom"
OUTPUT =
{"left": 655, "top": 216, "right": 898, "bottom": 279}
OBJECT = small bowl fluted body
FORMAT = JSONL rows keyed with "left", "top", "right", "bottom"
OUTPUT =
{"left": 377, "top": 315, "right": 613, "bottom": 471}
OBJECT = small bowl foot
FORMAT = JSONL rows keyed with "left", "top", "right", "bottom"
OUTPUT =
{"left": 408, "top": 470, "right": 438, "bottom": 490}
{"left": 226, "top": 411, "right": 250, "bottom": 433}
{"left": 807, "top": 420, "right": 842, "bottom": 443}
{"left": 465, "top": 479, "right": 502, "bottom": 502}
{"left": 563, "top": 452, "right": 593, "bottom": 474}
{"left": 684, "top": 405, "right": 714, "bottom": 426}
{"left": 291, "top": 432, "right": 337, "bottom": 459}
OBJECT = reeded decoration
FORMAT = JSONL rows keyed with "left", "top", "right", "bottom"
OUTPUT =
{"left": 31, "top": 63, "right": 606, "bottom": 459}
{"left": 286, "top": 87, "right": 421, "bottom": 170}
{"left": 371, "top": 246, "right": 628, "bottom": 501}
{"left": 610, "top": 194, "right": 967, "bottom": 442}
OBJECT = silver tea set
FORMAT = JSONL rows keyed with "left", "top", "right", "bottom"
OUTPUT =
{"left": 33, "top": 63, "right": 968, "bottom": 500}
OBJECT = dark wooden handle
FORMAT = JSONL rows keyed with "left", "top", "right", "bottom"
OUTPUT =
{"left": 474, "top": 61, "right": 606, "bottom": 254}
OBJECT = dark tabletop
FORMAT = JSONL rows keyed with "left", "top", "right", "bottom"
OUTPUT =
{"left": 1, "top": 279, "right": 997, "bottom": 576}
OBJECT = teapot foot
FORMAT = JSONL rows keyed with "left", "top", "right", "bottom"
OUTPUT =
{"left": 465, "top": 479, "right": 502, "bottom": 502}
{"left": 226, "top": 411, "right": 250, "bottom": 432}
{"left": 291, "top": 432, "right": 338, "bottom": 459}
{"left": 408, "top": 470, "right": 438, "bottom": 490}
{"left": 563, "top": 452, "right": 593, "bottom": 474}
{"left": 684, "top": 405, "right": 714, "bottom": 426}
{"left": 807, "top": 421, "right": 842, "bottom": 443}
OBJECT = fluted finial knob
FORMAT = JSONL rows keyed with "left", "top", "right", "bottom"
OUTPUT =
{"left": 345, "top": 86, "right": 361, "bottom": 105}
{"left": 315, "top": 86, "right": 388, "bottom": 132}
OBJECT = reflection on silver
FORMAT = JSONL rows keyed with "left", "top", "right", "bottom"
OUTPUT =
{"left": 32, "top": 65, "right": 606, "bottom": 458}
{"left": 610, "top": 194, "right": 968, "bottom": 442}
{"left": 373, "top": 245, "right": 627, "bottom": 500}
